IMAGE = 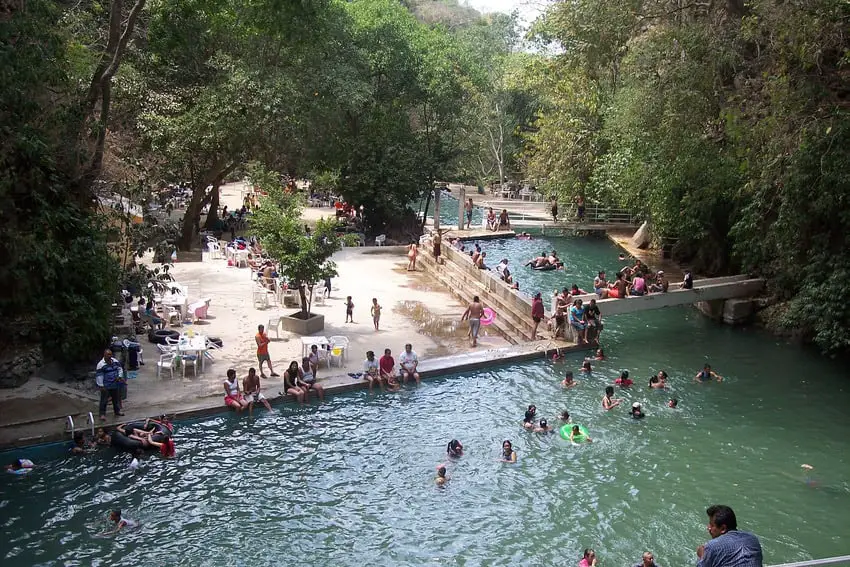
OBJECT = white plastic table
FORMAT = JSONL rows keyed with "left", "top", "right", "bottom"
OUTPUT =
{"left": 177, "top": 334, "right": 208, "bottom": 372}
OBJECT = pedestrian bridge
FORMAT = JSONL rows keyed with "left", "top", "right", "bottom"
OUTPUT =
{"left": 572, "top": 275, "right": 765, "bottom": 317}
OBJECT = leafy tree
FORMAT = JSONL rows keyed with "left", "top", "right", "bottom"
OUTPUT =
{"left": 250, "top": 183, "right": 343, "bottom": 318}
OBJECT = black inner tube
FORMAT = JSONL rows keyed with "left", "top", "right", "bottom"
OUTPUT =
{"left": 111, "top": 420, "right": 173, "bottom": 452}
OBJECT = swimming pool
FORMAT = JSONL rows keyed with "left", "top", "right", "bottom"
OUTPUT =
{"left": 463, "top": 233, "right": 626, "bottom": 301}
{"left": 3, "top": 308, "right": 849, "bottom": 566}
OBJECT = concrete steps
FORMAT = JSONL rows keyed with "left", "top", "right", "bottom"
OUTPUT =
{"left": 418, "top": 252, "right": 538, "bottom": 343}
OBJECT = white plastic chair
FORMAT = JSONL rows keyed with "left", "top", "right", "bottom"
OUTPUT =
{"left": 156, "top": 353, "right": 175, "bottom": 379}
{"left": 252, "top": 286, "right": 268, "bottom": 309}
{"left": 204, "top": 337, "right": 222, "bottom": 362}
{"left": 375, "top": 234, "right": 386, "bottom": 246}
{"left": 329, "top": 336, "right": 350, "bottom": 365}
{"left": 182, "top": 354, "right": 198, "bottom": 378}
{"left": 267, "top": 316, "right": 281, "bottom": 339}
{"left": 208, "top": 242, "right": 222, "bottom": 260}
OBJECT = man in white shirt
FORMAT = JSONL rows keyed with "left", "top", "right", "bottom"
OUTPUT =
{"left": 398, "top": 343, "right": 421, "bottom": 385}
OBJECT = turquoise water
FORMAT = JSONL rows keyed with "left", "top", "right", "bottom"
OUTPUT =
{"left": 427, "top": 192, "right": 484, "bottom": 228}
{"left": 3, "top": 232, "right": 850, "bottom": 566}
{"left": 463, "top": 234, "right": 626, "bottom": 301}
{"left": 2, "top": 314, "right": 849, "bottom": 566}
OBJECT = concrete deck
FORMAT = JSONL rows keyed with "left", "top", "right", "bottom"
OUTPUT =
{"left": 0, "top": 340, "right": 580, "bottom": 449}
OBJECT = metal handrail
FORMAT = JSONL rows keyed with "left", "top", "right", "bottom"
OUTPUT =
{"left": 65, "top": 415, "right": 75, "bottom": 436}
{"left": 768, "top": 556, "right": 850, "bottom": 567}
{"left": 85, "top": 412, "right": 95, "bottom": 435}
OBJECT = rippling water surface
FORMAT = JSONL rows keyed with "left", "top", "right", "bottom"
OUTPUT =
{"left": 3, "top": 311, "right": 850, "bottom": 566}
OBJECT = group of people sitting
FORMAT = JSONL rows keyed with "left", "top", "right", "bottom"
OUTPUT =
{"left": 357, "top": 343, "right": 421, "bottom": 393}
{"left": 525, "top": 249, "right": 565, "bottom": 271}
{"left": 592, "top": 257, "right": 692, "bottom": 299}
{"left": 549, "top": 287, "right": 602, "bottom": 344}
{"left": 485, "top": 207, "right": 511, "bottom": 232}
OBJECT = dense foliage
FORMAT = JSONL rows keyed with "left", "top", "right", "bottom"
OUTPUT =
{"left": 5, "top": 0, "right": 850, "bottom": 358}
{"left": 526, "top": 0, "right": 850, "bottom": 352}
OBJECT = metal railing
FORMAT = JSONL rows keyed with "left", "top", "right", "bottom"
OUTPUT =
{"left": 768, "top": 556, "right": 850, "bottom": 567}
{"left": 65, "top": 412, "right": 95, "bottom": 437}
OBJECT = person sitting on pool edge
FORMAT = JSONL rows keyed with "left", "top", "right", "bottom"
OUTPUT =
{"left": 362, "top": 350, "right": 383, "bottom": 393}
{"left": 298, "top": 357, "right": 325, "bottom": 402}
{"left": 282, "top": 361, "right": 308, "bottom": 404}
{"left": 602, "top": 386, "right": 621, "bottom": 410}
{"left": 630, "top": 402, "right": 646, "bottom": 419}
{"left": 243, "top": 367, "right": 272, "bottom": 414}
{"left": 694, "top": 363, "right": 723, "bottom": 383}
{"left": 447, "top": 440, "right": 464, "bottom": 458}
{"left": 533, "top": 418, "right": 553, "bottom": 433}
{"left": 500, "top": 440, "right": 517, "bottom": 463}
{"left": 522, "top": 405, "right": 537, "bottom": 429}
{"left": 398, "top": 343, "right": 421, "bottom": 385}
{"left": 435, "top": 464, "right": 448, "bottom": 486}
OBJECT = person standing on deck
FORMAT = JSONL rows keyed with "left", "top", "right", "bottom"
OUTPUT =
{"left": 465, "top": 198, "right": 474, "bottom": 229}
{"left": 531, "top": 292, "right": 545, "bottom": 340}
{"left": 461, "top": 296, "right": 484, "bottom": 347}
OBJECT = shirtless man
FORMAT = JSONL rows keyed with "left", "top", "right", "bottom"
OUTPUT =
{"left": 461, "top": 295, "right": 484, "bottom": 347}
{"left": 594, "top": 271, "right": 609, "bottom": 298}
{"left": 608, "top": 272, "right": 629, "bottom": 299}
{"left": 243, "top": 367, "right": 272, "bottom": 414}
{"left": 526, "top": 251, "right": 548, "bottom": 268}
{"left": 464, "top": 198, "right": 474, "bottom": 229}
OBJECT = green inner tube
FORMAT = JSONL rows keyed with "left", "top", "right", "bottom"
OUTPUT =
{"left": 559, "top": 423, "right": 589, "bottom": 442}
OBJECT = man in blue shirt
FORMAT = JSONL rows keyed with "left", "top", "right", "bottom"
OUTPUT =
{"left": 697, "top": 505, "right": 763, "bottom": 567}
{"left": 96, "top": 349, "right": 125, "bottom": 421}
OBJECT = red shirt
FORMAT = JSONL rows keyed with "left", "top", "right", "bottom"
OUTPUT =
{"left": 379, "top": 355, "right": 395, "bottom": 375}
{"left": 531, "top": 298, "right": 544, "bottom": 318}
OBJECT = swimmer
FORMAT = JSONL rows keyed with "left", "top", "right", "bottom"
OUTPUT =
{"left": 559, "top": 410, "right": 572, "bottom": 423}
{"left": 668, "top": 398, "right": 679, "bottom": 408}
{"left": 595, "top": 348, "right": 605, "bottom": 360}
{"left": 533, "top": 418, "right": 553, "bottom": 433}
{"left": 5, "top": 458, "right": 34, "bottom": 474}
{"left": 71, "top": 432, "right": 96, "bottom": 455}
{"left": 800, "top": 464, "right": 819, "bottom": 487}
{"left": 570, "top": 425, "right": 593, "bottom": 444}
{"left": 618, "top": 253, "right": 627, "bottom": 261}
{"left": 435, "top": 464, "right": 448, "bottom": 486}
{"left": 657, "top": 370, "right": 668, "bottom": 382}
{"left": 630, "top": 402, "right": 645, "bottom": 419}
{"left": 649, "top": 376, "right": 666, "bottom": 389}
{"left": 581, "top": 360, "right": 593, "bottom": 373}
{"left": 562, "top": 371, "right": 577, "bottom": 388}
{"left": 522, "top": 405, "right": 537, "bottom": 429}
{"left": 447, "top": 439, "right": 464, "bottom": 458}
{"left": 102, "top": 509, "right": 138, "bottom": 535}
{"left": 602, "top": 386, "right": 621, "bottom": 410}
{"left": 552, "top": 349, "right": 563, "bottom": 362}
{"left": 500, "top": 440, "right": 517, "bottom": 463}
{"left": 694, "top": 363, "right": 723, "bottom": 382}
{"left": 95, "top": 428, "right": 111, "bottom": 446}
{"left": 615, "top": 370, "right": 633, "bottom": 388}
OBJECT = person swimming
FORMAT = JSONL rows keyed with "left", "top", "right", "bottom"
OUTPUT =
{"left": 668, "top": 398, "right": 679, "bottom": 408}
{"left": 649, "top": 376, "right": 666, "bottom": 389}
{"left": 560, "top": 410, "right": 572, "bottom": 423}
{"left": 615, "top": 371, "right": 633, "bottom": 388}
{"left": 522, "top": 405, "right": 537, "bottom": 429}
{"left": 103, "top": 509, "right": 138, "bottom": 535}
{"left": 694, "top": 363, "right": 723, "bottom": 382}
{"left": 562, "top": 371, "right": 576, "bottom": 388}
{"left": 534, "top": 418, "right": 553, "bottom": 433}
{"left": 569, "top": 425, "right": 592, "bottom": 444}
{"left": 500, "top": 440, "right": 517, "bottom": 463}
{"left": 595, "top": 348, "right": 605, "bottom": 360}
{"left": 5, "top": 458, "right": 34, "bottom": 474}
{"left": 581, "top": 361, "right": 593, "bottom": 373}
{"left": 602, "top": 386, "right": 621, "bottom": 410}
{"left": 447, "top": 439, "right": 464, "bottom": 458}
{"left": 435, "top": 464, "right": 448, "bottom": 486}
{"left": 630, "top": 402, "right": 645, "bottom": 419}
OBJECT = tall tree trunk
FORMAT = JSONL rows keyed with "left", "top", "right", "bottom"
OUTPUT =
{"left": 203, "top": 183, "right": 221, "bottom": 230}
{"left": 433, "top": 184, "right": 441, "bottom": 231}
{"left": 178, "top": 161, "right": 237, "bottom": 250}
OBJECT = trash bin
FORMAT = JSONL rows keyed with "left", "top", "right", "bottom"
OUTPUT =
{"left": 125, "top": 341, "right": 141, "bottom": 371}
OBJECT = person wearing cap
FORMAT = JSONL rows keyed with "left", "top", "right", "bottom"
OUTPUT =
{"left": 531, "top": 292, "right": 545, "bottom": 340}
{"left": 631, "top": 402, "right": 645, "bottom": 419}
{"left": 633, "top": 551, "right": 661, "bottom": 567}
{"left": 650, "top": 270, "right": 669, "bottom": 293}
